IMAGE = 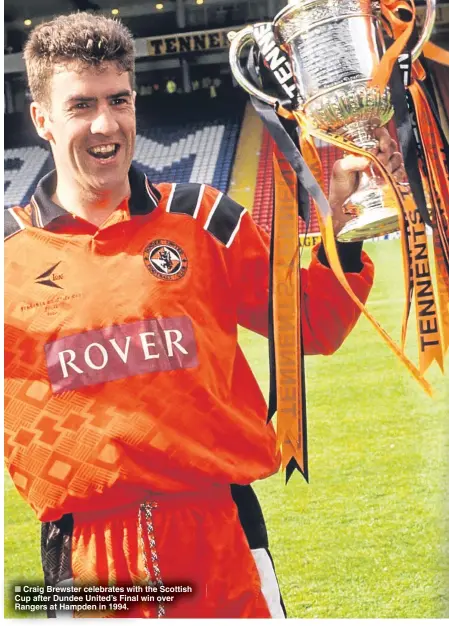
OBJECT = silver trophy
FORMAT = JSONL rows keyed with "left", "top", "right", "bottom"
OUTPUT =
{"left": 228, "top": 0, "right": 436, "bottom": 242}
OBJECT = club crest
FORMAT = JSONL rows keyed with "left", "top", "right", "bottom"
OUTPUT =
{"left": 143, "top": 239, "right": 188, "bottom": 281}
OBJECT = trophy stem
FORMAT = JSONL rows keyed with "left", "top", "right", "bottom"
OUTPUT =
{"left": 339, "top": 121, "right": 378, "bottom": 151}
{"left": 334, "top": 122, "right": 400, "bottom": 243}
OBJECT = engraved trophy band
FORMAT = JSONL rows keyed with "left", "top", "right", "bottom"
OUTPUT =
{"left": 228, "top": 0, "right": 436, "bottom": 242}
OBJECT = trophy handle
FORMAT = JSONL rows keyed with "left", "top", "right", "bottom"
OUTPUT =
{"left": 411, "top": 0, "right": 436, "bottom": 61}
{"left": 228, "top": 26, "right": 279, "bottom": 107}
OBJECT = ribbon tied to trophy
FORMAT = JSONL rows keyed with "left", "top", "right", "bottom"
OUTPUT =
{"left": 227, "top": 0, "right": 449, "bottom": 481}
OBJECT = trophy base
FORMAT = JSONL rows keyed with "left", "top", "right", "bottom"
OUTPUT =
{"left": 335, "top": 170, "right": 400, "bottom": 243}
{"left": 336, "top": 207, "right": 399, "bottom": 243}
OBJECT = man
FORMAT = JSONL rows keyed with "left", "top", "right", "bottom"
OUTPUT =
{"left": 4, "top": 12, "right": 402, "bottom": 618}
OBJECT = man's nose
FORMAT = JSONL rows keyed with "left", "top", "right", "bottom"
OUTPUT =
{"left": 90, "top": 106, "right": 119, "bottom": 136}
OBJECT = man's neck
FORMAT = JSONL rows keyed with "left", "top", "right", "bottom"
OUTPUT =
{"left": 52, "top": 177, "right": 131, "bottom": 227}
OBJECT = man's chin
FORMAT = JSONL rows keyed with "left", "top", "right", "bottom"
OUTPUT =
{"left": 84, "top": 169, "right": 129, "bottom": 193}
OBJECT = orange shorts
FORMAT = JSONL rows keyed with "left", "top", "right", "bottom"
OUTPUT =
{"left": 71, "top": 487, "right": 270, "bottom": 618}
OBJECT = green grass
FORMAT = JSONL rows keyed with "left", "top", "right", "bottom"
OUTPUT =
{"left": 4, "top": 240, "right": 449, "bottom": 618}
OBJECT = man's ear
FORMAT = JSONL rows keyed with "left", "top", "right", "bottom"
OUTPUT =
{"left": 133, "top": 90, "right": 137, "bottom": 104}
{"left": 30, "top": 102, "right": 53, "bottom": 142}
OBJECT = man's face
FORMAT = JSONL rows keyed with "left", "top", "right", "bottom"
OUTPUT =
{"left": 36, "top": 61, "right": 136, "bottom": 195}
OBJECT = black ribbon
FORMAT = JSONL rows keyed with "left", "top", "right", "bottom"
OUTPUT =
{"left": 251, "top": 22, "right": 300, "bottom": 104}
{"left": 246, "top": 44, "right": 314, "bottom": 482}
{"left": 390, "top": 52, "right": 431, "bottom": 226}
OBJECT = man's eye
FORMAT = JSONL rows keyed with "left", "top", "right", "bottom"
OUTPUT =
{"left": 73, "top": 102, "right": 89, "bottom": 110}
{"left": 111, "top": 98, "right": 127, "bottom": 106}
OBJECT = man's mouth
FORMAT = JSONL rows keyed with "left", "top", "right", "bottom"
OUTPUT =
{"left": 87, "top": 143, "right": 120, "bottom": 160}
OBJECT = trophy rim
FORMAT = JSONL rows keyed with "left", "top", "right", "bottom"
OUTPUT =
{"left": 273, "top": 0, "right": 381, "bottom": 26}
{"left": 273, "top": 0, "right": 321, "bottom": 28}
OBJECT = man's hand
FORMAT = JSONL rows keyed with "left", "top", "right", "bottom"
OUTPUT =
{"left": 328, "top": 127, "right": 406, "bottom": 235}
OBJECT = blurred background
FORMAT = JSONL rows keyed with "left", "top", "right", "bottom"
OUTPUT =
{"left": 5, "top": 0, "right": 449, "bottom": 233}
{"left": 4, "top": 0, "right": 449, "bottom": 619}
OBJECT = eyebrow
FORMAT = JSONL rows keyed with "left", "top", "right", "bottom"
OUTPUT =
{"left": 65, "top": 90, "right": 133, "bottom": 104}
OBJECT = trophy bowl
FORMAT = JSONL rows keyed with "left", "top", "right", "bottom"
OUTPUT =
{"left": 228, "top": 0, "right": 436, "bottom": 242}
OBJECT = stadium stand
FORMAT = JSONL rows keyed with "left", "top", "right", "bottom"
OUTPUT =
{"left": 227, "top": 103, "right": 264, "bottom": 211}
{"left": 252, "top": 127, "right": 275, "bottom": 235}
{"left": 251, "top": 128, "right": 338, "bottom": 237}
{"left": 4, "top": 90, "right": 246, "bottom": 209}
{"left": 1, "top": 92, "right": 353, "bottom": 241}
{"left": 5, "top": 63, "right": 448, "bottom": 237}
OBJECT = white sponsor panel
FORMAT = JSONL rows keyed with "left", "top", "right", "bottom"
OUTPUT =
{"left": 45, "top": 316, "right": 198, "bottom": 393}
{"left": 57, "top": 329, "right": 190, "bottom": 379}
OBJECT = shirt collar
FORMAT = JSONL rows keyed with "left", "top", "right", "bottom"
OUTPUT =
{"left": 31, "top": 165, "right": 161, "bottom": 228}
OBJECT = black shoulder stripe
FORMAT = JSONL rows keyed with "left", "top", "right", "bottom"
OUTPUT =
{"left": 166, "top": 183, "right": 205, "bottom": 218}
{"left": 204, "top": 193, "right": 247, "bottom": 248}
{"left": 4, "top": 208, "right": 25, "bottom": 240}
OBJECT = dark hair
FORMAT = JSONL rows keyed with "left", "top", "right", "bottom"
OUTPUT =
{"left": 23, "top": 12, "right": 135, "bottom": 105}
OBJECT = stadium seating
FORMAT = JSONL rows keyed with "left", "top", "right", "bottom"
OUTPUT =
{"left": 251, "top": 128, "right": 330, "bottom": 236}
{"left": 4, "top": 88, "right": 354, "bottom": 239}
{"left": 5, "top": 146, "right": 54, "bottom": 209}
{"left": 251, "top": 127, "right": 274, "bottom": 235}
{"left": 4, "top": 91, "right": 245, "bottom": 209}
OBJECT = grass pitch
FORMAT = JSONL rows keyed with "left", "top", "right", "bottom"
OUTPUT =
{"left": 4, "top": 239, "right": 449, "bottom": 618}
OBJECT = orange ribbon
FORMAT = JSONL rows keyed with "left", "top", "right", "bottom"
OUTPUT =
{"left": 272, "top": 145, "right": 307, "bottom": 476}
{"left": 371, "top": 0, "right": 416, "bottom": 92}
{"left": 401, "top": 197, "right": 445, "bottom": 373}
{"left": 407, "top": 79, "right": 449, "bottom": 357}
{"left": 268, "top": 0, "right": 449, "bottom": 463}
{"left": 294, "top": 111, "right": 440, "bottom": 392}
{"left": 423, "top": 42, "right": 449, "bottom": 67}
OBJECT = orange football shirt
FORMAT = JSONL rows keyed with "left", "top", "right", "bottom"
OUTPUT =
{"left": 5, "top": 166, "right": 374, "bottom": 523}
